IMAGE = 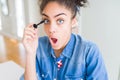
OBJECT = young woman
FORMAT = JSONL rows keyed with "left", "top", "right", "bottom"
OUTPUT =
{"left": 21, "top": 0, "right": 108, "bottom": 80}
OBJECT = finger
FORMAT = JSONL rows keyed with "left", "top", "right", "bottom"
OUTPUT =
{"left": 27, "top": 24, "right": 34, "bottom": 28}
{"left": 24, "top": 30, "right": 38, "bottom": 40}
{"left": 27, "top": 24, "right": 37, "bottom": 29}
{"left": 23, "top": 34, "right": 34, "bottom": 43}
{"left": 24, "top": 27, "right": 36, "bottom": 34}
{"left": 24, "top": 30, "right": 36, "bottom": 39}
{"left": 23, "top": 29, "right": 38, "bottom": 41}
{"left": 25, "top": 25, "right": 38, "bottom": 35}
{"left": 22, "top": 24, "right": 38, "bottom": 42}
{"left": 25, "top": 35, "right": 34, "bottom": 41}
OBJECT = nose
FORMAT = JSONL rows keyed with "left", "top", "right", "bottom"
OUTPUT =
{"left": 49, "top": 22, "right": 56, "bottom": 34}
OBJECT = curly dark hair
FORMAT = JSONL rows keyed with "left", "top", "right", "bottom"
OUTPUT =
{"left": 39, "top": 0, "right": 87, "bottom": 18}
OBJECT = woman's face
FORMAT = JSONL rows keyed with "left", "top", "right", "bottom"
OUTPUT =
{"left": 42, "top": 2, "right": 75, "bottom": 50}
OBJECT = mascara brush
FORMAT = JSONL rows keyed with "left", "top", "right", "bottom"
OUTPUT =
{"left": 33, "top": 20, "right": 45, "bottom": 28}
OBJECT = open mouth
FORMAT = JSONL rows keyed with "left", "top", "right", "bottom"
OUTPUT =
{"left": 51, "top": 38, "right": 58, "bottom": 44}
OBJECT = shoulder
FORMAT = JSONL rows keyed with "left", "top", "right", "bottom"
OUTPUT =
{"left": 74, "top": 34, "right": 98, "bottom": 50}
{"left": 73, "top": 34, "right": 100, "bottom": 60}
{"left": 74, "top": 34, "right": 102, "bottom": 64}
{"left": 37, "top": 36, "right": 50, "bottom": 47}
{"left": 36, "top": 36, "right": 50, "bottom": 57}
{"left": 38, "top": 36, "right": 49, "bottom": 44}
{"left": 70, "top": 34, "right": 108, "bottom": 79}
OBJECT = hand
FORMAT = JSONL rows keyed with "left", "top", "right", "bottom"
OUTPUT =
{"left": 22, "top": 24, "right": 38, "bottom": 56}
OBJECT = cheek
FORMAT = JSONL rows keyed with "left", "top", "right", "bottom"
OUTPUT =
{"left": 61, "top": 23, "right": 72, "bottom": 33}
{"left": 59, "top": 24, "right": 72, "bottom": 39}
{"left": 44, "top": 26, "right": 49, "bottom": 34}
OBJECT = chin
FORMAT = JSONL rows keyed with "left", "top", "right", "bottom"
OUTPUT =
{"left": 52, "top": 45, "right": 61, "bottom": 50}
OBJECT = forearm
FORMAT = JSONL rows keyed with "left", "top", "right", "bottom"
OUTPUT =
{"left": 24, "top": 53, "right": 37, "bottom": 80}
{"left": 22, "top": 24, "right": 39, "bottom": 80}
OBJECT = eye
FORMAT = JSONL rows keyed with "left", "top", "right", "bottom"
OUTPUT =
{"left": 43, "top": 19, "right": 49, "bottom": 24}
{"left": 57, "top": 19, "right": 64, "bottom": 24}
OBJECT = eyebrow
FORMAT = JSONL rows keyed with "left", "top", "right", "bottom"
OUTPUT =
{"left": 42, "top": 13, "right": 67, "bottom": 18}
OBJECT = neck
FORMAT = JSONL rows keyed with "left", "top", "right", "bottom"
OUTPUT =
{"left": 54, "top": 34, "right": 71, "bottom": 57}
{"left": 54, "top": 48, "right": 63, "bottom": 58}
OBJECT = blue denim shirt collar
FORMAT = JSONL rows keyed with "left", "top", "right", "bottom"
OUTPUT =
{"left": 48, "top": 33, "right": 75, "bottom": 59}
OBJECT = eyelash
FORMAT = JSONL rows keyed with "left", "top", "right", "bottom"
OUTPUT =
{"left": 57, "top": 19, "right": 64, "bottom": 25}
{"left": 42, "top": 18, "right": 64, "bottom": 25}
{"left": 43, "top": 19, "right": 50, "bottom": 24}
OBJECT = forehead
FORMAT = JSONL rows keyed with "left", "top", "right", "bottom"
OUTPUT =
{"left": 42, "top": 2, "right": 72, "bottom": 18}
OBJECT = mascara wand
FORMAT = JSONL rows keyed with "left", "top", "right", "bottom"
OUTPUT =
{"left": 33, "top": 20, "right": 45, "bottom": 28}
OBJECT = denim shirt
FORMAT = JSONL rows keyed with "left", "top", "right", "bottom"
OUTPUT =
{"left": 20, "top": 33, "right": 108, "bottom": 80}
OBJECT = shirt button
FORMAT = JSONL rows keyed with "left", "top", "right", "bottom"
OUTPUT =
{"left": 54, "top": 78, "right": 57, "bottom": 80}
{"left": 41, "top": 74, "right": 44, "bottom": 77}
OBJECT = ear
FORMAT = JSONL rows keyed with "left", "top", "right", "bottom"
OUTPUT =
{"left": 72, "top": 17, "right": 77, "bottom": 28}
